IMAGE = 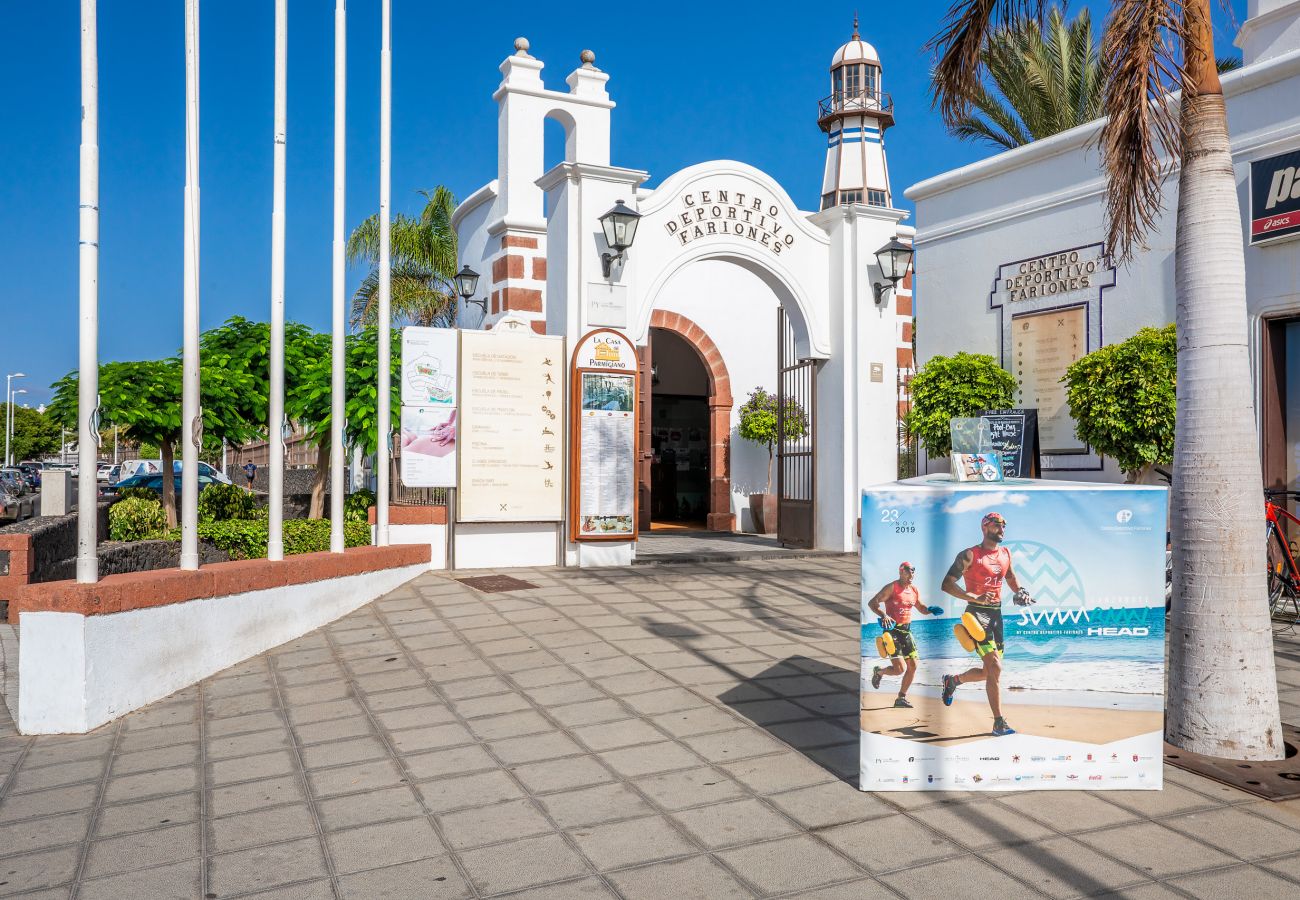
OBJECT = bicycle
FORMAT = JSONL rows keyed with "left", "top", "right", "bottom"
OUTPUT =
{"left": 1264, "top": 488, "right": 1300, "bottom": 629}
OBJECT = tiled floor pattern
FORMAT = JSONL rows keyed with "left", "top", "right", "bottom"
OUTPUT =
{"left": 0, "top": 557, "right": 1298, "bottom": 898}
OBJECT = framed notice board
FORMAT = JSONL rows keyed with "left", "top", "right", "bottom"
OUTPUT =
{"left": 570, "top": 329, "right": 640, "bottom": 541}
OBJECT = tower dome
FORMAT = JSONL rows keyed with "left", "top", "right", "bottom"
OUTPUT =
{"left": 817, "top": 16, "right": 895, "bottom": 211}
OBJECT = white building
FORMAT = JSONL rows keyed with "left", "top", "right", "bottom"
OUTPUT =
{"left": 905, "top": 0, "right": 1300, "bottom": 487}
{"left": 451, "top": 27, "right": 913, "bottom": 563}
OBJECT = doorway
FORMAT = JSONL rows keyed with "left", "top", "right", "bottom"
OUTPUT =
{"left": 648, "top": 327, "right": 711, "bottom": 530}
{"left": 1262, "top": 317, "right": 1300, "bottom": 516}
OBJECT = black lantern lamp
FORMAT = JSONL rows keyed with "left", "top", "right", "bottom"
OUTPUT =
{"left": 872, "top": 236, "right": 914, "bottom": 306}
{"left": 599, "top": 200, "right": 641, "bottom": 278}
{"left": 456, "top": 264, "right": 484, "bottom": 312}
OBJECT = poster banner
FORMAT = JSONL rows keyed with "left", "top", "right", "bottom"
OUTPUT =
{"left": 860, "top": 478, "right": 1167, "bottom": 791}
{"left": 400, "top": 406, "right": 457, "bottom": 488}
{"left": 459, "top": 329, "right": 565, "bottom": 522}
{"left": 401, "top": 327, "right": 458, "bottom": 406}
{"left": 570, "top": 330, "right": 639, "bottom": 540}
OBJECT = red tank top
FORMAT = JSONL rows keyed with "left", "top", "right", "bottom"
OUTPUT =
{"left": 963, "top": 545, "right": 1011, "bottom": 605}
{"left": 885, "top": 582, "right": 918, "bottom": 625}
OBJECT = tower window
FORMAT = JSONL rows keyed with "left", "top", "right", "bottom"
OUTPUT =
{"left": 821, "top": 192, "right": 836, "bottom": 211}
{"left": 867, "top": 189, "right": 888, "bottom": 207}
{"left": 864, "top": 65, "right": 879, "bottom": 97}
{"left": 844, "top": 64, "right": 862, "bottom": 96}
{"left": 839, "top": 190, "right": 863, "bottom": 205}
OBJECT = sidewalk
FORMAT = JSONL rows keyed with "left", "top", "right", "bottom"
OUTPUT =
{"left": 0, "top": 557, "right": 1297, "bottom": 898}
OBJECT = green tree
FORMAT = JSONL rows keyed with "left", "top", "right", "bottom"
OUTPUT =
{"left": 737, "top": 388, "right": 809, "bottom": 494}
{"left": 347, "top": 186, "right": 460, "bottom": 329}
{"left": 904, "top": 353, "right": 1017, "bottom": 457}
{"left": 338, "top": 326, "right": 402, "bottom": 457}
{"left": 1064, "top": 325, "right": 1176, "bottom": 482}
{"left": 929, "top": 0, "right": 1282, "bottom": 760}
{"left": 945, "top": 4, "right": 1242, "bottom": 150}
{"left": 5, "top": 405, "right": 62, "bottom": 462}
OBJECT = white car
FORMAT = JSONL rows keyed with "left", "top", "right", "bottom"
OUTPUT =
{"left": 96, "top": 463, "right": 112, "bottom": 482}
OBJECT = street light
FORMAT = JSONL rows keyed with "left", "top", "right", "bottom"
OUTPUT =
{"left": 455, "top": 264, "right": 484, "bottom": 312}
{"left": 599, "top": 200, "right": 641, "bottom": 278}
{"left": 872, "top": 236, "right": 914, "bottom": 306}
{"left": 5, "top": 373, "right": 27, "bottom": 467}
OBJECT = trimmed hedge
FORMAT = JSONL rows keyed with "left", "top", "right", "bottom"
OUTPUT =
{"left": 144, "top": 519, "right": 370, "bottom": 559}
{"left": 344, "top": 489, "right": 375, "bottom": 523}
{"left": 109, "top": 497, "right": 167, "bottom": 542}
{"left": 198, "top": 482, "right": 259, "bottom": 523}
{"left": 116, "top": 486, "right": 161, "bottom": 503}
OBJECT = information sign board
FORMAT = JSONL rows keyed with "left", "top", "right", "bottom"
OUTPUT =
{"left": 401, "top": 327, "right": 458, "bottom": 406}
{"left": 1010, "top": 307, "right": 1086, "bottom": 453}
{"left": 570, "top": 329, "right": 639, "bottom": 540}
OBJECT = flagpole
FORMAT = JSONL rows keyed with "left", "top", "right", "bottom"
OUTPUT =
{"left": 268, "top": 0, "right": 287, "bottom": 561}
{"left": 330, "top": 0, "right": 347, "bottom": 553}
{"left": 376, "top": 0, "right": 391, "bottom": 546}
{"left": 180, "top": 0, "right": 201, "bottom": 570}
{"left": 77, "top": 0, "right": 100, "bottom": 584}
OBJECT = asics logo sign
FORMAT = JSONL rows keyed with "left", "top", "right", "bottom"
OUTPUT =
{"left": 1266, "top": 166, "right": 1300, "bottom": 210}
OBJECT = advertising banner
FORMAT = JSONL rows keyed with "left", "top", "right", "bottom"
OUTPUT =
{"left": 570, "top": 329, "right": 639, "bottom": 540}
{"left": 399, "top": 406, "right": 457, "bottom": 488}
{"left": 861, "top": 478, "right": 1167, "bottom": 791}
{"left": 1250, "top": 149, "right": 1300, "bottom": 245}
{"left": 401, "top": 327, "right": 458, "bottom": 406}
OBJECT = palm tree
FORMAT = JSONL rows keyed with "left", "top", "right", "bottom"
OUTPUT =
{"left": 949, "top": 4, "right": 1244, "bottom": 150}
{"left": 346, "top": 185, "right": 459, "bottom": 329}
{"left": 929, "top": 2, "right": 1283, "bottom": 761}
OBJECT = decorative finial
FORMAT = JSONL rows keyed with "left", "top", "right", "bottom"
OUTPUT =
{"left": 852, "top": 12, "right": 860, "bottom": 40}
{"left": 580, "top": 49, "right": 596, "bottom": 67}
{"left": 514, "top": 36, "right": 531, "bottom": 56}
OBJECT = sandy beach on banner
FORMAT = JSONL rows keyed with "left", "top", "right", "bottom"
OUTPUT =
{"left": 860, "top": 693, "right": 1163, "bottom": 747}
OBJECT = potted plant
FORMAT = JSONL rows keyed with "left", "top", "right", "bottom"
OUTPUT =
{"left": 737, "top": 387, "right": 809, "bottom": 534}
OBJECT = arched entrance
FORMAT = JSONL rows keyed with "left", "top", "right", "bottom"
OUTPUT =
{"left": 642, "top": 310, "right": 734, "bottom": 532}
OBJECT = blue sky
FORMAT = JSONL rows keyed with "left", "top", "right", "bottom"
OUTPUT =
{"left": 0, "top": 1, "right": 1246, "bottom": 405}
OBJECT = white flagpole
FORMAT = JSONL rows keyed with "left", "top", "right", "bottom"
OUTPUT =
{"left": 77, "top": 0, "right": 100, "bottom": 584}
{"left": 376, "top": 0, "right": 391, "bottom": 546}
{"left": 268, "top": 0, "right": 287, "bottom": 561}
{"left": 330, "top": 0, "right": 347, "bottom": 553}
{"left": 180, "top": 0, "right": 201, "bottom": 570}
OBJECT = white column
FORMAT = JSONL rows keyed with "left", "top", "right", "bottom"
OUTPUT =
{"left": 267, "top": 0, "right": 287, "bottom": 561}
{"left": 180, "top": 0, "right": 201, "bottom": 570}
{"left": 330, "top": 0, "right": 347, "bottom": 553}
{"left": 375, "top": 0, "right": 391, "bottom": 546}
{"left": 77, "top": 0, "right": 100, "bottom": 583}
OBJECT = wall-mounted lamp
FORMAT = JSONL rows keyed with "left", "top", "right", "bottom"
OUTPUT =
{"left": 872, "top": 236, "right": 914, "bottom": 306}
{"left": 456, "top": 264, "right": 484, "bottom": 312}
{"left": 599, "top": 199, "right": 641, "bottom": 278}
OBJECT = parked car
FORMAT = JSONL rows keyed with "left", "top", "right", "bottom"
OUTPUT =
{"left": 118, "top": 459, "right": 231, "bottom": 486}
{"left": 17, "top": 461, "right": 43, "bottom": 488}
{"left": 0, "top": 468, "right": 31, "bottom": 495}
{"left": 112, "top": 472, "right": 220, "bottom": 496}
{"left": 96, "top": 463, "right": 112, "bottom": 482}
{"left": 107, "top": 464, "right": 121, "bottom": 485}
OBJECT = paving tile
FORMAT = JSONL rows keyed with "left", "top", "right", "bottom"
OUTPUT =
{"left": 75, "top": 858, "right": 202, "bottom": 900}
{"left": 418, "top": 770, "right": 524, "bottom": 813}
{"left": 1075, "top": 821, "right": 1238, "bottom": 879}
{"left": 306, "top": 758, "right": 405, "bottom": 798}
{"left": 208, "top": 836, "right": 330, "bottom": 896}
{"left": 103, "top": 766, "right": 199, "bottom": 804}
{"left": 403, "top": 743, "right": 497, "bottom": 781}
{"left": 671, "top": 797, "right": 800, "bottom": 849}
{"left": 720, "top": 752, "right": 839, "bottom": 794}
{"left": 984, "top": 836, "right": 1151, "bottom": 900}
{"left": 10, "top": 758, "right": 107, "bottom": 794}
{"left": 681, "top": 728, "right": 786, "bottom": 763}
{"left": 82, "top": 822, "right": 201, "bottom": 879}
{"left": 466, "top": 710, "right": 552, "bottom": 742}
{"left": 1102, "top": 782, "right": 1225, "bottom": 818}
{"left": 326, "top": 816, "right": 444, "bottom": 874}
{"left": 208, "top": 749, "right": 297, "bottom": 785}
{"left": 438, "top": 797, "right": 553, "bottom": 850}
{"left": 537, "top": 782, "right": 656, "bottom": 828}
{"left": 599, "top": 741, "right": 703, "bottom": 778}
{"left": 95, "top": 792, "right": 200, "bottom": 838}
{"left": 0, "top": 782, "right": 99, "bottom": 825}
{"left": 767, "top": 781, "right": 891, "bottom": 829}
{"left": 491, "top": 731, "right": 584, "bottom": 765}
{"left": 998, "top": 790, "right": 1141, "bottom": 832}
{"left": 292, "top": 715, "right": 376, "bottom": 746}
{"left": 632, "top": 765, "right": 747, "bottom": 811}
{"left": 208, "top": 774, "right": 307, "bottom": 818}
{"left": 885, "top": 855, "right": 1044, "bottom": 900}
{"left": 572, "top": 718, "right": 665, "bottom": 752}
{"left": 652, "top": 705, "right": 746, "bottom": 737}
{"left": 299, "top": 735, "right": 389, "bottom": 770}
{"left": 606, "top": 854, "right": 753, "bottom": 900}
{"left": 457, "top": 833, "right": 590, "bottom": 895}
{"left": 716, "top": 833, "right": 862, "bottom": 894}
{"left": 207, "top": 710, "right": 287, "bottom": 739}
{"left": 489, "top": 876, "right": 616, "bottom": 899}
{"left": 1167, "top": 864, "right": 1300, "bottom": 900}
{"left": 0, "top": 810, "right": 91, "bottom": 856}
{"left": 818, "top": 815, "right": 960, "bottom": 874}
{"left": 512, "top": 755, "right": 616, "bottom": 794}
{"left": 336, "top": 856, "right": 473, "bottom": 900}
{"left": 568, "top": 813, "right": 696, "bottom": 870}
{"left": 364, "top": 686, "right": 442, "bottom": 713}
{"left": 205, "top": 727, "right": 293, "bottom": 761}
{"left": 778, "top": 877, "right": 899, "bottom": 899}
{"left": 316, "top": 784, "right": 425, "bottom": 832}
{"left": 621, "top": 687, "right": 709, "bottom": 715}
{"left": 1162, "top": 806, "right": 1300, "bottom": 861}
{"left": 209, "top": 803, "right": 317, "bottom": 854}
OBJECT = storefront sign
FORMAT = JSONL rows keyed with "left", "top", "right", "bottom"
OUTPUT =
{"left": 570, "top": 330, "right": 639, "bottom": 540}
{"left": 401, "top": 327, "right": 458, "bottom": 406}
{"left": 663, "top": 188, "right": 796, "bottom": 255}
{"left": 458, "top": 330, "right": 565, "bottom": 522}
{"left": 991, "top": 245, "right": 1114, "bottom": 305}
{"left": 587, "top": 282, "right": 629, "bottom": 328}
{"left": 1011, "top": 308, "right": 1087, "bottom": 454}
{"left": 1251, "top": 149, "right": 1300, "bottom": 245}
{"left": 399, "top": 406, "right": 457, "bottom": 488}
{"left": 860, "top": 480, "right": 1168, "bottom": 792}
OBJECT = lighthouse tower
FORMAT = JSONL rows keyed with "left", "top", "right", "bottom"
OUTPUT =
{"left": 819, "top": 17, "right": 895, "bottom": 210}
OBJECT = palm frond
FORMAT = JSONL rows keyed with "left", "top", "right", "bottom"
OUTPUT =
{"left": 926, "top": 0, "right": 1047, "bottom": 126}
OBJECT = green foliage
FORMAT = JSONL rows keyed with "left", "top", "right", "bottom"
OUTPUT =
{"left": 737, "top": 388, "right": 810, "bottom": 494}
{"left": 197, "top": 482, "right": 259, "bottom": 524}
{"left": 342, "top": 327, "right": 402, "bottom": 456}
{"left": 344, "top": 489, "right": 376, "bottom": 523}
{"left": 1064, "top": 324, "right": 1176, "bottom": 479}
{"left": 192, "top": 519, "right": 370, "bottom": 559}
{"left": 116, "top": 486, "right": 161, "bottom": 503}
{"left": 905, "top": 353, "right": 1018, "bottom": 456}
{"left": 4, "top": 405, "right": 61, "bottom": 461}
{"left": 109, "top": 497, "right": 167, "bottom": 542}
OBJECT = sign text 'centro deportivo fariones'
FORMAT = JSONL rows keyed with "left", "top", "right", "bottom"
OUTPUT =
{"left": 991, "top": 244, "right": 1115, "bottom": 305}
{"left": 664, "top": 188, "right": 796, "bottom": 255}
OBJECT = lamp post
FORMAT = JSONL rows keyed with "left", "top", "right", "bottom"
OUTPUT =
{"left": 5, "top": 373, "right": 25, "bottom": 467}
{"left": 267, "top": 0, "right": 287, "bottom": 562}
{"left": 871, "top": 236, "right": 914, "bottom": 306}
{"left": 329, "top": 0, "right": 347, "bottom": 554}
{"left": 376, "top": 0, "right": 392, "bottom": 547}
{"left": 599, "top": 200, "right": 641, "bottom": 278}
{"left": 456, "top": 264, "right": 483, "bottom": 314}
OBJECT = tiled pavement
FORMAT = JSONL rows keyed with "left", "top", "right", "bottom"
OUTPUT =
{"left": 1, "top": 557, "right": 1300, "bottom": 898}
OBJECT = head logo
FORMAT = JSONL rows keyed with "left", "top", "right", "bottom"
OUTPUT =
{"left": 1116, "top": 509, "right": 1133, "bottom": 524}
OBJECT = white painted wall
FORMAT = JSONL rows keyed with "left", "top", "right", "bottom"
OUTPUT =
{"left": 18, "top": 563, "right": 426, "bottom": 734}
{"left": 454, "top": 522, "right": 559, "bottom": 569}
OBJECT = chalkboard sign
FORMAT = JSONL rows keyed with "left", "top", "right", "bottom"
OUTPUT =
{"left": 980, "top": 409, "right": 1041, "bottom": 478}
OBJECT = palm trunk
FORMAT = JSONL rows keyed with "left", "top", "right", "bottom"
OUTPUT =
{"left": 1167, "top": 12, "right": 1283, "bottom": 759}
{"left": 160, "top": 438, "right": 177, "bottom": 529}
{"left": 309, "top": 441, "right": 328, "bottom": 519}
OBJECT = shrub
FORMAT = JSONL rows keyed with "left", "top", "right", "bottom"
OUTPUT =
{"left": 196, "top": 519, "right": 370, "bottom": 559}
{"left": 344, "top": 489, "right": 376, "bottom": 524}
{"left": 198, "top": 482, "right": 258, "bottom": 523}
{"left": 737, "top": 388, "right": 809, "bottom": 493}
{"left": 116, "top": 486, "right": 161, "bottom": 503}
{"left": 904, "top": 353, "right": 1018, "bottom": 456}
{"left": 109, "top": 497, "right": 168, "bottom": 542}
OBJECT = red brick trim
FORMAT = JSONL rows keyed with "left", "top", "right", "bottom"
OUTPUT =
{"left": 502, "top": 235, "right": 538, "bottom": 249}
{"left": 530, "top": 320, "right": 547, "bottom": 334}
{"left": 9, "top": 543, "right": 429, "bottom": 619}
{"left": 0, "top": 532, "right": 34, "bottom": 598}
{"left": 366, "top": 505, "right": 448, "bottom": 526}
{"left": 532, "top": 258, "right": 547, "bottom": 280}
{"left": 649, "top": 310, "right": 736, "bottom": 532}
{"left": 502, "top": 288, "right": 543, "bottom": 312}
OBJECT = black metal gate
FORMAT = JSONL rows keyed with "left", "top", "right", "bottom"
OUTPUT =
{"left": 777, "top": 308, "right": 815, "bottom": 548}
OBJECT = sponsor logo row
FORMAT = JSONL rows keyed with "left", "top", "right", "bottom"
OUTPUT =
{"left": 870, "top": 771, "right": 1151, "bottom": 786}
